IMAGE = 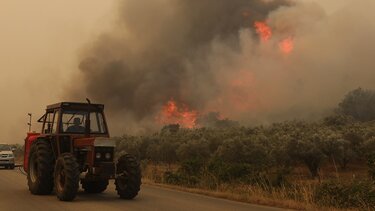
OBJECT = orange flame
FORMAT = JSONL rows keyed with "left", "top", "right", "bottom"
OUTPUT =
{"left": 279, "top": 37, "right": 294, "bottom": 54}
{"left": 157, "top": 99, "right": 198, "bottom": 128}
{"left": 254, "top": 21, "right": 272, "bottom": 42}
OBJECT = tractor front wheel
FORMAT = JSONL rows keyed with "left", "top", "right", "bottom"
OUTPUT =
{"left": 54, "top": 153, "right": 80, "bottom": 201}
{"left": 115, "top": 154, "right": 141, "bottom": 199}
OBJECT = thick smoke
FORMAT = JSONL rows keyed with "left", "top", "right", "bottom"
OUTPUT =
{"left": 71, "top": 0, "right": 375, "bottom": 133}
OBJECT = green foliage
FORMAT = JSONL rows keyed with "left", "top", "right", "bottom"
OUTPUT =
{"left": 163, "top": 159, "right": 203, "bottom": 186}
{"left": 207, "top": 158, "right": 252, "bottom": 182}
{"left": 215, "top": 137, "right": 270, "bottom": 169}
{"left": 314, "top": 180, "right": 375, "bottom": 209}
{"left": 338, "top": 88, "right": 375, "bottom": 121}
{"left": 286, "top": 126, "right": 326, "bottom": 178}
{"left": 113, "top": 88, "right": 375, "bottom": 209}
{"left": 114, "top": 89, "right": 375, "bottom": 190}
{"left": 323, "top": 114, "right": 354, "bottom": 128}
{"left": 114, "top": 117, "right": 372, "bottom": 182}
{"left": 179, "top": 158, "right": 204, "bottom": 176}
{"left": 176, "top": 139, "right": 210, "bottom": 162}
{"left": 164, "top": 171, "right": 184, "bottom": 185}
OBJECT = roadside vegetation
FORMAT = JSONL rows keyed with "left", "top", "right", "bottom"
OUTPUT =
{"left": 115, "top": 88, "right": 375, "bottom": 210}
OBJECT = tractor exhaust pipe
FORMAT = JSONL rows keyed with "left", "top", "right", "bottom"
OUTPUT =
{"left": 85, "top": 98, "right": 91, "bottom": 136}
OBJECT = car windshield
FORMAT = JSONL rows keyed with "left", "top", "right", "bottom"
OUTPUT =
{"left": 61, "top": 110, "right": 107, "bottom": 134}
{"left": 0, "top": 144, "right": 11, "bottom": 151}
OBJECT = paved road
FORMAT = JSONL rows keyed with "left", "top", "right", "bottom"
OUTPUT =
{"left": 0, "top": 168, "right": 286, "bottom": 211}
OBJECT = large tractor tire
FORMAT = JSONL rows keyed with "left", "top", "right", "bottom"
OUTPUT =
{"left": 81, "top": 179, "right": 109, "bottom": 193}
{"left": 27, "top": 139, "right": 54, "bottom": 195}
{"left": 115, "top": 154, "right": 141, "bottom": 199}
{"left": 54, "top": 153, "right": 80, "bottom": 201}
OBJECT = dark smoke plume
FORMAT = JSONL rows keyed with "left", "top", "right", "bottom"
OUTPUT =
{"left": 75, "top": 0, "right": 289, "bottom": 122}
{"left": 72, "top": 0, "right": 375, "bottom": 134}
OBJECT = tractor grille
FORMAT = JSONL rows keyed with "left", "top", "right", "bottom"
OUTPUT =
{"left": 94, "top": 147, "right": 114, "bottom": 163}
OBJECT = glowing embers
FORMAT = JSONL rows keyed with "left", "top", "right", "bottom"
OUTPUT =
{"left": 157, "top": 99, "right": 198, "bottom": 128}
{"left": 254, "top": 21, "right": 294, "bottom": 55}
{"left": 254, "top": 21, "right": 272, "bottom": 42}
{"left": 279, "top": 37, "right": 294, "bottom": 55}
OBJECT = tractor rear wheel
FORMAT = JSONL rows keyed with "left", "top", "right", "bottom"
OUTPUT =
{"left": 54, "top": 153, "right": 80, "bottom": 201}
{"left": 115, "top": 154, "right": 141, "bottom": 199}
{"left": 81, "top": 179, "right": 109, "bottom": 193}
{"left": 27, "top": 139, "right": 54, "bottom": 195}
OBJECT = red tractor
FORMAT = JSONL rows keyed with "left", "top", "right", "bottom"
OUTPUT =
{"left": 24, "top": 102, "right": 141, "bottom": 201}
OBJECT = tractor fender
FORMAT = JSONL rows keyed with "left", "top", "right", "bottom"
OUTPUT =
{"left": 23, "top": 133, "right": 41, "bottom": 172}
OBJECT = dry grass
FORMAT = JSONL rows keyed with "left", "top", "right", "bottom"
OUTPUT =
{"left": 141, "top": 163, "right": 367, "bottom": 211}
{"left": 143, "top": 178, "right": 308, "bottom": 210}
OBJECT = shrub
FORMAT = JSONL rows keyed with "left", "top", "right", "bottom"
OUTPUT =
{"left": 323, "top": 114, "right": 354, "bottom": 127}
{"left": 314, "top": 180, "right": 375, "bottom": 209}
{"left": 164, "top": 171, "right": 183, "bottom": 185}
{"left": 163, "top": 170, "right": 200, "bottom": 186}
{"left": 179, "top": 158, "right": 204, "bottom": 176}
{"left": 338, "top": 88, "right": 375, "bottom": 121}
{"left": 176, "top": 139, "right": 210, "bottom": 162}
{"left": 207, "top": 158, "right": 255, "bottom": 182}
{"left": 287, "top": 136, "right": 326, "bottom": 178}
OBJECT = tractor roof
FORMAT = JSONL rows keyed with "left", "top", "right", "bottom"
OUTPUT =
{"left": 46, "top": 102, "right": 104, "bottom": 111}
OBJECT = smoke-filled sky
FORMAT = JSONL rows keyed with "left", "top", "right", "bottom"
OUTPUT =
{"left": 0, "top": 0, "right": 115, "bottom": 143}
{"left": 1, "top": 0, "right": 374, "bottom": 143}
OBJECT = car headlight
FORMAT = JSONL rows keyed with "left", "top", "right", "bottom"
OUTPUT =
{"left": 8, "top": 154, "right": 13, "bottom": 158}
{"left": 95, "top": 152, "right": 101, "bottom": 159}
{"left": 105, "top": 153, "right": 111, "bottom": 160}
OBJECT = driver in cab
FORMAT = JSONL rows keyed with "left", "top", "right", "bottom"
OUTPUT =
{"left": 66, "top": 117, "right": 85, "bottom": 133}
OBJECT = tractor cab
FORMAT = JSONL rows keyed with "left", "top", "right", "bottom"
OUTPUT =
{"left": 39, "top": 102, "right": 109, "bottom": 137}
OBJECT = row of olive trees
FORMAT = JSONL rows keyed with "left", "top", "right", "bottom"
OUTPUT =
{"left": 115, "top": 88, "right": 375, "bottom": 183}
{"left": 115, "top": 118, "right": 375, "bottom": 181}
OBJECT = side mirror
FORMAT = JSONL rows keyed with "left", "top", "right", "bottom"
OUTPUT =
{"left": 11, "top": 148, "right": 16, "bottom": 152}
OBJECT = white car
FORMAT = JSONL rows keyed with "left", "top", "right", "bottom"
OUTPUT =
{"left": 0, "top": 144, "right": 15, "bottom": 169}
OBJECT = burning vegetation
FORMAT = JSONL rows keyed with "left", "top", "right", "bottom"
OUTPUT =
{"left": 254, "top": 20, "right": 294, "bottom": 55}
{"left": 157, "top": 99, "right": 198, "bottom": 128}
{"left": 254, "top": 21, "right": 272, "bottom": 42}
{"left": 156, "top": 18, "right": 296, "bottom": 128}
{"left": 279, "top": 37, "right": 294, "bottom": 54}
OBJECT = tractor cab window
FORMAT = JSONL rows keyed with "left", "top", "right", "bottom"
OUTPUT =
{"left": 61, "top": 111, "right": 107, "bottom": 134}
{"left": 90, "top": 112, "right": 106, "bottom": 133}
{"left": 44, "top": 112, "right": 54, "bottom": 134}
{"left": 52, "top": 110, "right": 59, "bottom": 133}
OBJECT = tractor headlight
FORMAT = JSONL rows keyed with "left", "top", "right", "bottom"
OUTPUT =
{"left": 95, "top": 152, "right": 102, "bottom": 159}
{"left": 94, "top": 147, "right": 114, "bottom": 162}
{"left": 105, "top": 153, "right": 111, "bottom": 160}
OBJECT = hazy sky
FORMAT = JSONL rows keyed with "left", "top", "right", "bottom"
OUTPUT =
{"left": 0, "top": 1, "right": 115, "bottom": 143}
{"left": 0, "top": 0, "right": 360, "bottom": 144}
